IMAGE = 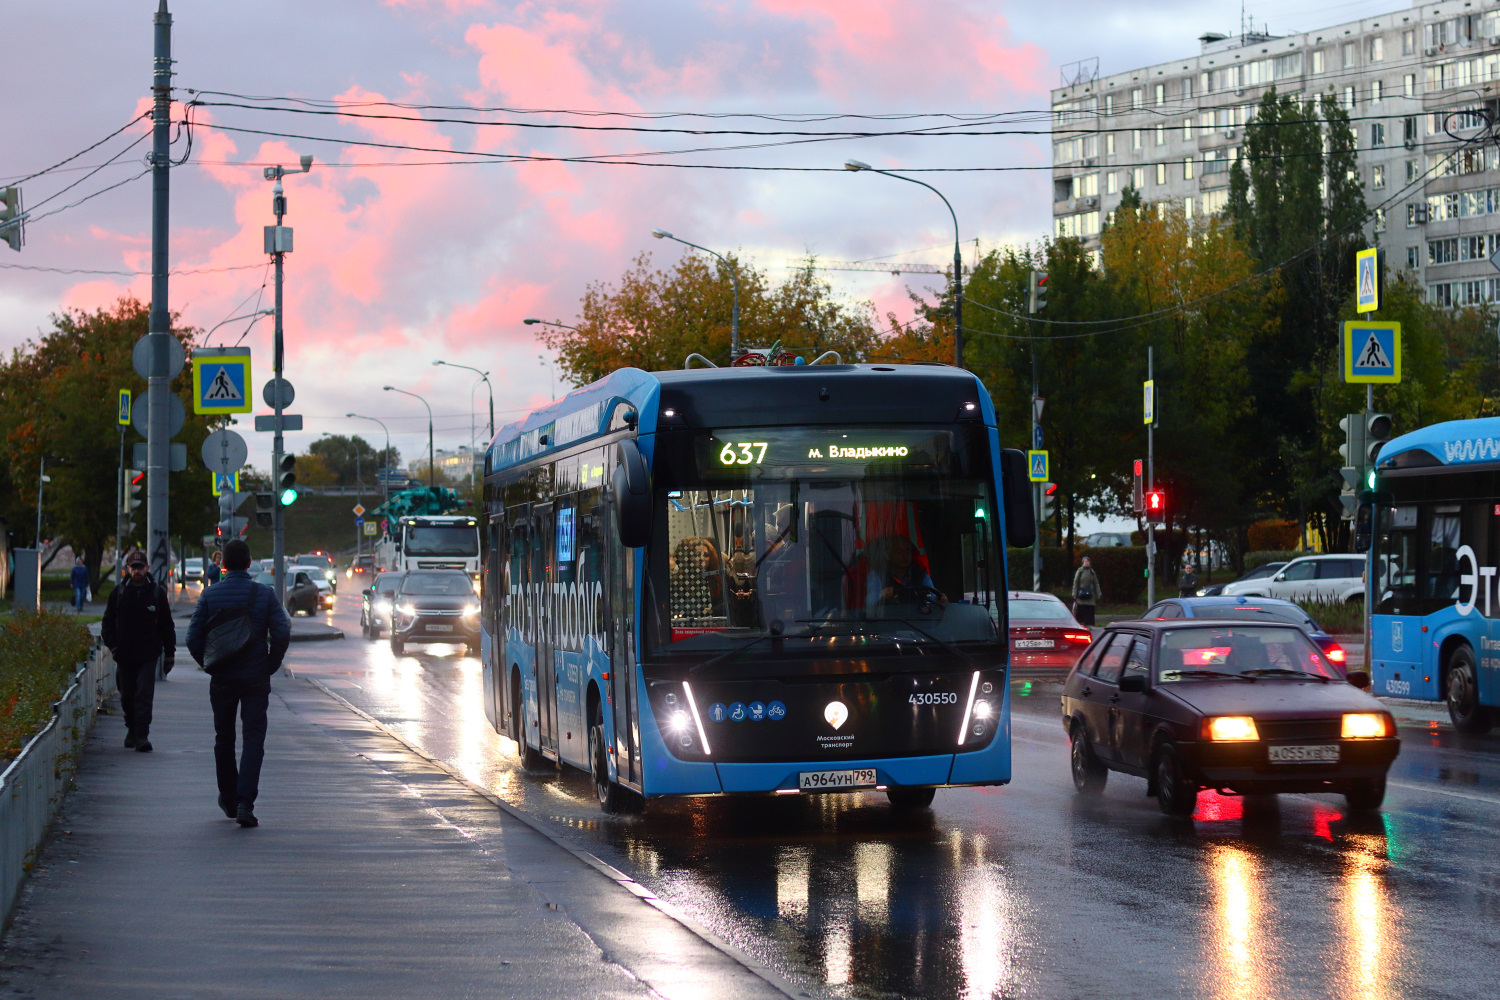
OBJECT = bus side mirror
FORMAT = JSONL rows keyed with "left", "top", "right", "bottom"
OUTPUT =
{"left": 999, "top": 449, "right": 1036, "bottom": 549}
{"left": 615, "top": 438, "right": 652, "bottom": 548}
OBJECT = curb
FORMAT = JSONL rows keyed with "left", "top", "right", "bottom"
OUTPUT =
{"left": 299, "top": 673, "right": 807, "bottom": 1000}
{"left": 289, "top": 629, "right": 344, "bottom": 643}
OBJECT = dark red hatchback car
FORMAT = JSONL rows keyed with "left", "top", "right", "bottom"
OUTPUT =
{"left": 1060, "top": 620, "right": 1400, "bottom": 816}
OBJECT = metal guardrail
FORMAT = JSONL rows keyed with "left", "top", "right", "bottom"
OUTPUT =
{"left": 0, "top": 645, "right": 114, "bottom": 928}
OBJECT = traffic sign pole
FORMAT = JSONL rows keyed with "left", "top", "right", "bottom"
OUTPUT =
{"left": 1146, "top": 347, "right": 1156, "bottom": 607}
{"left": 145, "top": 3, "right": 174, "bottom": 589}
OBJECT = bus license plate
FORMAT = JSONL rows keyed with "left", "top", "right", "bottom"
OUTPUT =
{"left": 799, "top": 768, "right": 877, "bottom": 791}
{"left": 1015, "top": 639, "right": 1054, "bottom": 649}
{"left": 425, "top": 624, "right": 454, "bottom": 633}
{"left": 1268, "top": 744, "right": 1339, "bottom": 763}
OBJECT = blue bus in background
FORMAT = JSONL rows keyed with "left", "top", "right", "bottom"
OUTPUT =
{"left": 1371, "top": 416, "right": 1500, "bottom": 732}
{"left": 478, "top": 362, "right": 1035, "bottom": 812}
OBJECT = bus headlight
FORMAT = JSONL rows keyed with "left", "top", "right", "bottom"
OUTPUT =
{"left": 972, "top": 701, "right": 992, "bottom": 720}
{"left": 1341, "top": 713, "right": 1392, "bottom": 739}
{"left": 668, "top": 711, "right": 690, "bottom": 733}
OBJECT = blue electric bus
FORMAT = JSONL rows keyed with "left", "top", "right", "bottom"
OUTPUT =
{"left": 1370, "top": 416, "right": 1500, "bottom": 732}
{"left": 478, "top": 362, "right": 1035, "bottom": 812}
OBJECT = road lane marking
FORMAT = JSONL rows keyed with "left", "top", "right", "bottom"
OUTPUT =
{"left": 1387, "top": 779, "right": 1500, "bottom": 807}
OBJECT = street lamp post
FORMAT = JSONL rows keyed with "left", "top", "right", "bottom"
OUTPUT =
{"left": 432, "top": 361, "right": 493, "bottom": 489}
{"left": 844, "top": 159, "right": 965, "bottom": 369}
{"left": 383, "top": 386, "right": 434, "bottom": 490}
{"left": 650, "top": 229, "right": 741, "bottom": 362}
{"left": 347, "top": 413, "right": 391, "bottom": 502}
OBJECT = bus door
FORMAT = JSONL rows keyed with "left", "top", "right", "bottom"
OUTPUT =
{"left": 482, "top": 513, "right": 503, "bottom": 730}
{"left": 605, "top": 498, "right": 639, "bottom": 786}
{"left": 534, "top": 503, "right": 560, "bottom": 756}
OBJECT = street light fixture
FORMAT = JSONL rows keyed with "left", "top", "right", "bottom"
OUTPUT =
{"left": 844, "top": 158, "right": 966, "bottom": 369}
{"left": 432, "top": 359, "right": 493, "bottom": 488}
{"left": 347, "top": 412, "right": 391, "bottom": 501}
{"left": 523, "top": 317, "right": 580, "bottom": 331}
{"left": 383, "top": 386, "right": 434, "bottom": 490}
{"left": 651, "top": 228, "right": 741, "bottom": 361}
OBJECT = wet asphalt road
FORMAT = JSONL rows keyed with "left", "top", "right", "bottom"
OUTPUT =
{"left": 289, "top": 598, "right": 1499, "bottom": 1000}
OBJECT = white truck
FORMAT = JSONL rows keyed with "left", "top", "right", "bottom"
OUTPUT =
{"left": 375, "top": 513, "right": 481, "bottom": 581}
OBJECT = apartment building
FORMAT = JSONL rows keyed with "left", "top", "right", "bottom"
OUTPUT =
{"left": 1050, "top": 1, "right": 1500, "bottom": 306}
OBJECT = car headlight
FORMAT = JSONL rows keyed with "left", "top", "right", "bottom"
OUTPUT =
{"left": 375, "top": 599, "right": 392, "bottom": 613}
{"left": 1205, "top": 716, "right": 1259, "bottom": 741}
{"left": 1341, "top": 713, "right": 1392, "bottom": 739}
{"left": 398, "top": 603, "right": 416, "bottom": 616}
{"left": 463, "top": 604, "right": 479, "bottom": 617}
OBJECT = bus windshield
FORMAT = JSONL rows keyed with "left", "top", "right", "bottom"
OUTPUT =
{"left": 645, "top": 426, "right": 1001, "bottom": 653}
{"left": 405, "top": 525, "right": 479, "bottom": 557}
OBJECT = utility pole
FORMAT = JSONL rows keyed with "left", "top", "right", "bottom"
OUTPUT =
{"left": 145, "top": 0, "right": 173, "bottom": 587}
{"left": 1146, "top": 346, "right": 1156, "bottom": 606}
{"left": 35, "top": 456, "right": 46, "bottom": 544}
{"left": 116, "top": 424, "right": 126, "bottom": 579}
{"left": 1031, "top": 349, "right": 1042, "bottom": 592}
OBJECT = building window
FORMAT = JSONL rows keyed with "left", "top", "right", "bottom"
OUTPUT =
{"left": 1402, "top": 29, "right": 1415, "bottom": 56}
{"left": 1183, "top": 119, "right": 1193, "bottom": 141}
{"left": 1155, "top": 123, "right": 1165, "bottom": 146}
{"left": 1342, "top": 85, "right": 1357, "bottom": 109}
{"left": 1106, "top": 133, "right": 1116, "bottom": 156}
{"left": 1181, "top": 77, "right": 1194, "bottom": 100}
{"left": 1403, "top": 117, "right": 1417, "bottom": 146}
{"left": 1130, "top": 166, "right": 1144, "bottom": 190}
{"left": 1312, "top": 50, "right": 1326, "bottom": 74}
{"left": 1131, "top": 87, "right": 1142, "bottom": 110}
{"left": 1374, "top": 207, "right": 1387, "bottom": 233}
{"left": 1372, "top": 164, "right": 1386, "bottom": 188}
{"left": 1407, "top": 246, "right": 1420, "bottom": 269}
{"left": 1103, "top": 94, "right": 1114, "bottom": 115}
{"left": 1107, "top": 171, "right": 1119, "bottom": 194}
{"left": 1183, "top": 156, "right": 1194, "bottom": 180}
{"left": 1202, "top": 189, "right": 1229, "bottom": 214}
{"left": 1406, "top": 159, "right": 1418, "bottom": 182}
{"left": 1155, "top": 162, "right": 1167, "bottom": 185}
{"left": 1342, "top": 41, "right": 1357, "bottom": 67}
{"left": 1184, "top": 196, "right": 1195, "bottom": 217}
{"left": 1154, "top": 83, "right": 1165, "bottom": 106}
{"left": 1371, "top": 80, "right": 1383, "bottom": 104}
{"left": 1371, "top": 123, "right": 1386, "bottom": 146}
{"left": 1369, "top": 36, "right": 1384, "bottom": 62}
{"left": 1133, "top": 129, "right": 1142, "bottom": 151}
{"left": 1404, "top": 74, "right": 1416, "bottom": 98}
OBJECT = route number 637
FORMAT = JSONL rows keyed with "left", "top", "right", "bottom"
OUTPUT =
{"left": 719, "top": 441, "right": 769, "bottom": 465}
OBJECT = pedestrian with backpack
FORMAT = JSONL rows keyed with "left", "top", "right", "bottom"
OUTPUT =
{"left": 101, "top": 552, "right": 176, "bottom": 751}
{"left": 185, "top": 539, "right": 290, "bottom": 828}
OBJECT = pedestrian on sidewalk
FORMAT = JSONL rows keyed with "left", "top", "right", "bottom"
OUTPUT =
{"left": 186, "top": 539, "right": 290, "bottom": 828}
{"left": 1178, "top": 562, "right": 1199, "bottom": 598}
{"left": 101, "top": 552, "right": 176, "bottom": 752}
{"left": 1071, "top": 556, "right": 1101, "bottom": 627}
{"left": 205, "top": 550, "right": 222, "bottom": 586}
{"left": 69, "top": 556, "right": 89, "bottom": 613}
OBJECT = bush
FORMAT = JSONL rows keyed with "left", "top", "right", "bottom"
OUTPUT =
{"left": 1082, "top": 546, "right": 1148, "bottom": 605}
{"left": 1248, "top": 519, "right": 1301, "bottom": 551}
{"left": 1303, "top": 599, "right": 1366, "bottom": 635}
{"left": 0, "top": 609, "right": 93, "bottom": 761}
{"left": 1244, "top": 549, "right": 1300, "bottom": 572}
{"left": 1006, "top": 547, "right": 1071, "bottom": 592}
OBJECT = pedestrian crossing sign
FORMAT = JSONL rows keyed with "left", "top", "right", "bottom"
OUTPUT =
{"left": 192, "top": 347, "right": 252, "bottom": 414}
{"left": 1028, "top": 450, "right": 1049, "bottom": 482}
{"left": 1355, "top": 248, "right": 1381, "bottom": 313}
{"left": 1343, "top": 321, "right": 1401, "bottom": 383}
{"left": 211, "top": 472, "right": 239, "bottom": 497}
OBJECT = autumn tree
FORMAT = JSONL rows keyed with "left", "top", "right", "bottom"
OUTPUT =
{"left": 539, "top": 253, "right": 880, "bottom": 385}
{"left": 307, "top": 434, "right": 399, "bottom": 487}
{"left": 0, "top": 298, "right": 218, "bottom": 589}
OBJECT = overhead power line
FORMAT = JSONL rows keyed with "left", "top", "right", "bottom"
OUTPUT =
{"left": 2, "top": 112, "right": 150, "bottom": 187}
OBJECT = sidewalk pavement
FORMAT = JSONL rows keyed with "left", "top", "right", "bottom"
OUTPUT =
{"left": 0, "top": 663, "right": 789, "bottom": 999}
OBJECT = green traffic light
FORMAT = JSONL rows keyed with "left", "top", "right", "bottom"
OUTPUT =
{"left": 1366, "top": 468, "right": 1377, "bottom": 490}
{"left": 279, "top": 487, "right": 298, "bottom": 506}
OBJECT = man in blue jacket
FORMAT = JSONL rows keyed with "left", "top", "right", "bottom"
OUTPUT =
{"left": 69, "top": 556, "right": 89, "bottom": 612}
{"left": 186, "top": 539, "right": 290, "bottom": 828}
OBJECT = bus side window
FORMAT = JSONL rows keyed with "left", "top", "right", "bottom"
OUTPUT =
{"left": 508, "top": 512, "right": 530, "bottom": 636}
{"left": 1428, "top": 512, "right": 1462, "bottom": 600}
{"left": 576, "top": 487, "right": 605, "bottom": 638}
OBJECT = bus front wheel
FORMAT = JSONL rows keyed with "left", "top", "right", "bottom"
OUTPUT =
{"left": 1446, "top": 646, "right": 1492, "bottom": 734}
{"left": 886, "top": 786, "right": 936, "bottom": 810}
{"left": 589, "top": 712, "right": 636, "bottom": 814}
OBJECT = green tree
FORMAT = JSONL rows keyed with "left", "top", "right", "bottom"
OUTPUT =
{"left": 306, "top": 434, "right": 397, "bottom": 487}
{"left": 0, "top": 298, "right": 218, "bottom": 589}
{"left": 539, "top": 253, "right": 880, "bottom": 385}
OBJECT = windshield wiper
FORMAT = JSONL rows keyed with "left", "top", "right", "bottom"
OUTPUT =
{"left": 1241, "top": 668, "right": 1334, "bottom": 682}
{"left": 688, "top": 633, "right": 774, "bottom": 676}
{"left": 1160, "top": 669, "right": 1256, "bottom": 681}
{"left": 795, "top": 618, "right": 976, "bottom": 665}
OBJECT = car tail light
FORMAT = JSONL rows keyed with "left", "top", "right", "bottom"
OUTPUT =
{"left": 1323, "top": 643, "right": 1346, "bottom": 664}
{"left": 1063, "top": 632, "right": 1093, "bottom": 644}
{"left": 1203, "top": 716, "right": 1259, "bottom": 741}
{"left": 1341, "top": 713, "right": 1392, "bottom": 739}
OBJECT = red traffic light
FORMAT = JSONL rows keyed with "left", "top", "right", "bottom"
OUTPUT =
{"left": 1044, "top": 482, "right": 1059, "bottom": 497}
{"left": 1145, "top": 489, "right": 1166, "bottom": 525}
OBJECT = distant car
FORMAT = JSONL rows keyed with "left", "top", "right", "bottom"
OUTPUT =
{"left": 1224, "top": 554, "right": 1365, "bottom": 603}
{"left": 1216, "top": 562, "right": 1287, "bottom": 598}
{"left": 183, "top": 557, "right": 204, "bottom": 583}
{"left": 256, "top": 568, "right": 321, "bottom": 616}
{"left": 346, "top": 554, "right": 376, "bottom": 581}
{"left": 1085, "top": 532, "right": 1133, "bottom": 548}
{"left": 1007, "top": 591, "right": 1093, "bottom": 670}
{"left": 1061, "top": 620, "right": 1399, "bottom": 816}
{"left": 389, "top": 571, "right": 479, "bottom": 656}
{"left": 1141, "top": 596, "right": 1350, "bottom": 676}
{"left": 294, "top": 552, "right": 339, "bottom": 594}
{"left": 361, "top": 571, "right": 404, "bottom": 639}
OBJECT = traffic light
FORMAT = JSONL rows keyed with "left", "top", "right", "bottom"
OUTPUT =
{"left": 1365, "top": 412, "right": 1393, "bottom": 469}
{"left": 1338, "top": 413, "right": 1367, "bottom": 521}
{"left": 277, "top": 454, "right": 297, "bottom": 506}
{"left": 1039, "top": 482, "right": 1058, "bottom": 521}
{"left": 0, "top": 187, "right": 23, "bottom": 252}
{"left": 255, "top": 492, "right": 274, "bottom": 528}
{"left": 1131, "top": 459, "right": 1144, "bottom": 513}
{"left": 1027, "top": 270, "right": 1049, "bottom": 314}
{"left": 1145, "top": 489, "right": 1166, "bottom": 526}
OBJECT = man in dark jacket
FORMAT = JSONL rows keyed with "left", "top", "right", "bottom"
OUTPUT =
{"left": 101, "top": 552, "right": 176, "bottom": 751}
{"left": 186, "top": 539, "right": 290, "bottom": 828}
{"left": 69, "top": 556, "right": 89, "bottom": 612}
